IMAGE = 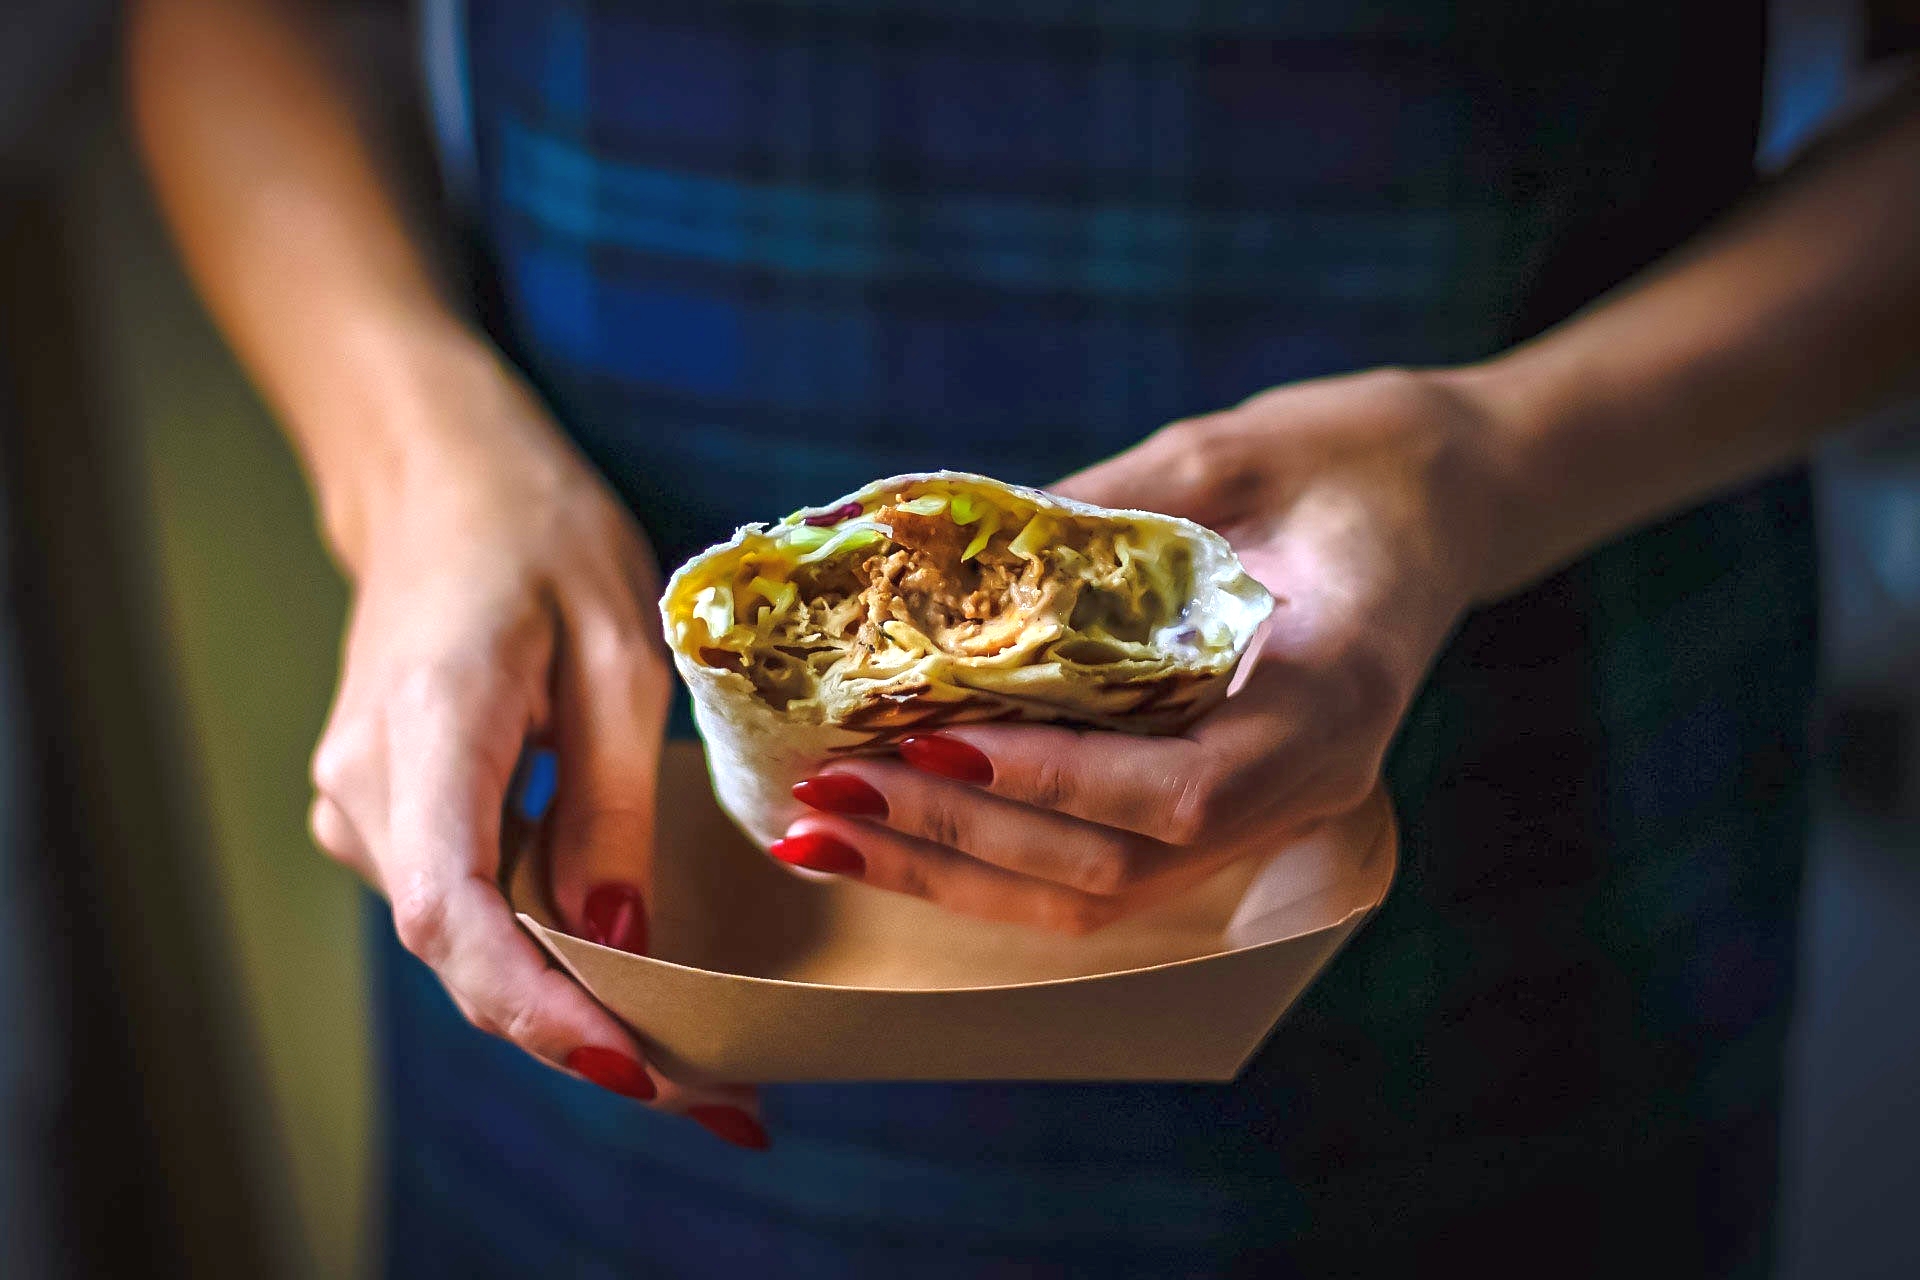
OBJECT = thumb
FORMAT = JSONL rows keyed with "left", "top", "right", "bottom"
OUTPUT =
{"left": 544, "top": 610, "right": 671, "bottom": 955}
{"left": 1046, "top": 412, "right": 1230, "bottom": 520}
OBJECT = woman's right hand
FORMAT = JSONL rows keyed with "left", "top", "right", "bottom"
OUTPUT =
{"left": 302, "top": 343, "right": 765, "bottom": 1146}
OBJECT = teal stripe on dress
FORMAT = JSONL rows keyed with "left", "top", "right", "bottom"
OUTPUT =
{"left": 497, "top": 118, "right": 1520, "bottom": 305}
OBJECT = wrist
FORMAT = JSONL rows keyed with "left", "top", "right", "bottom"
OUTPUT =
{"left": 288, "top": 320, "right": 554, "bottom": 577}
{"left": 1426, "top": 351, "right": 1607, "bottom": 604}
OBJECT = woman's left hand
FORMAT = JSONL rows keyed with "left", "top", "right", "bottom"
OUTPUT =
{"left": 779, "top": 368, "right": 1522, "bottom": 932}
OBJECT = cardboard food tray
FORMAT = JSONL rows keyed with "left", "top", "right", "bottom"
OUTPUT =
{"left": 510, "top": 743, "right": 1396, "bottom": 1083}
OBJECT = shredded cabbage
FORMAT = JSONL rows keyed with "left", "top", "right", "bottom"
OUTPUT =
{"left": 962, "top": 511, "right": 999, "bottom": 561}
{"left": 784, "top": 525, "right": 837, "bottom": 552}
{"left": 749, "top": 575, "right": 797, "bottom": 615}
{"left": 692, "top": 584, "right": 734, "bottom": 641}
{"left": 948, "top": 493, "right": 982, "bottom": 525}
{"left": 896, "top": 494, "right": 949, "bottom": 517}
{"left": 795, "top": 520, "right": 888, "bottom": 565}
{"left": 1008, "top": 514, "right": 1051, "bottom": 560}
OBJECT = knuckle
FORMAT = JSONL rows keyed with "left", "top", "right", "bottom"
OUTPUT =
{"left": 306, "top": 798, "right": 353, "bottom": 863}
{"left": 309, "top": 729, "right": 366, "bottom": 797}
{"left": 392, "top": 659, "right": 465, "bottom": 711}
{"left": 579, "top": 608, "right": 658, "bottom": 670}
{"left": 1157, "top": 769, "right": 1217, "bottom": 847}
{"left": 1025, "top": 749, "right": 1075, "bottom": 811}
{"left": 498, "top": 982, "right": 551, "bottom": 1049}
{"left": 1368, "top": 364, "right": 1424, "bottom": 401}
{"left": 1042, "top": 894, "right": 1118, "bottom": 938}
{"left": 462, "top": 1001, "right": 503, "bottom": 1038}
{"left": 389, "top": 879, "right": 451, "bottom": 965}
{"left": 1162, "top": 416, "right": 1231, "bottom": 479}
{"left": 1066, "top": 836, "right": 1142, "bottom": 897}
{"left": 447, "top": 991, "right": 484, "bottom": 1029}
{"left": 914, "top": 798, "right": 966, "bottom": 853}
{"left": 1159, "top": 412, "right": 1216, "bottom": 453}
{"left": 887, "top": 856, "right": 937, "bottom": 905}
{"left": 458, "top": 997, "right": 499, "bottom": 1043}
{"left": 392, "top": 652, "right": 510, "bottom": 719}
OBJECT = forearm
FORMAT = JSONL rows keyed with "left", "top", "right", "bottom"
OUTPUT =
{"left": 129, "top": 0, "right": 501, "bottom": 568}
{"left": 1456, "top": 87, "right": 1920, "bottom": 599}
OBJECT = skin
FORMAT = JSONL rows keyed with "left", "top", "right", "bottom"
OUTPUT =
{"left": 127, "top": 0, "right": 743, "bottom": 1121}
{"left": 795, "top": 92, "right": 1920, "bottom": 928}
{"left": 131, "top": 0, "right": 1920, "bottom": 1093}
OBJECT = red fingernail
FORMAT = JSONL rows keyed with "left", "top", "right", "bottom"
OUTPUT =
{"left": 565, "top": 1046, "right": 657, "bottom": 1102}
{"left": 768, "top": 832, "right": 865, "bottom": 875}
{"left": 687, "top": 1105, "right": 771, "bottom": 1151}
{"left": 792, "top": 774, "right": 889, "bottom": 818}
{"left": 581, "top": 882, "right": 649, "bottom": 954}
{"left": 899, "top": 734, "right": 994, "bottom": 785}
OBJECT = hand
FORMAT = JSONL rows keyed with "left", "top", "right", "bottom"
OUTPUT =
{"left": 779, "top": 368, "right": 1511, "bottom": 932}
{"left": 303, "top": 348, "right": 763, "bottom": 1145}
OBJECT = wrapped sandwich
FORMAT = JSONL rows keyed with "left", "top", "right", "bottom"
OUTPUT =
{"left": 661, "top": 472, "right": 1273, "bottom": 847}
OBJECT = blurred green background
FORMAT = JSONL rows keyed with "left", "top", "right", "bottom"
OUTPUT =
{"left": 66, "top": 107, "right": 370, "bottom": 1280}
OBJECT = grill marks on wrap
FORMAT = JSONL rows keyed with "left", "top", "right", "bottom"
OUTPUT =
{"left": 825, "top": 672, "right": 1218, "bottom": 744}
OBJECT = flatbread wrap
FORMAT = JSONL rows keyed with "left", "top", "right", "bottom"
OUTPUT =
{"left": 661, "top": 471, "right": 1274, "bottom": 848}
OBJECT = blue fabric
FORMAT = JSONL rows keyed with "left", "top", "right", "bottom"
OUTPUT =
{"left": 377, "top": 2, "right": 1810, "bottom": 1275}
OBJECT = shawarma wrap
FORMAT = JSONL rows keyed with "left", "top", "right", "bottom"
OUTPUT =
{"left": 661, "top": 471, "right": 1274, "bottom": 848}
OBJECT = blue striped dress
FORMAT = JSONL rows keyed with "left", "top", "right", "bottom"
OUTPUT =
{"left": 375, "top": 2, "right": 1814, "bottom": 1274}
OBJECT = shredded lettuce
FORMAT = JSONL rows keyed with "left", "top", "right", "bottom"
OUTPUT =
{"left": 785, "top": 525, "right": 837, "bottom": 552}
{"left": 896, "top": 494, "right": 949, "bottom": 517}
{"left": 749, "top": 575, "right": 797, "bottom": 615}
{"left": 948, "top": 493, "right": 982, "bottom": 526}
{"left": 795, "top": 520, "right": 888, "bottom": 565}
{"left": 962, "top": 510, "right": 999, "bottom": 561}
{"left": 691, "top": 584, "right": 734, "bottom": 641}
{"left": 1008, "top": 514, "right": 1051, "bottom": 560}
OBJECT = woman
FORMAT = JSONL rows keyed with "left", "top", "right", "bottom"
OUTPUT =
{"left": 131, "top": 0, "right": 1920, "bottom": 1274}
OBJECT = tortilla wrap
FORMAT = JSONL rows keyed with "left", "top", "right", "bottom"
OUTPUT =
{"left": 661, "top": 471, "right": 1273, "bottom": 848}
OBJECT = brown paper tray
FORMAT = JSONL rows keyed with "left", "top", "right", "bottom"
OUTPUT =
{"left": 511, "top": 743, "right": 1395, "bottom": 1083}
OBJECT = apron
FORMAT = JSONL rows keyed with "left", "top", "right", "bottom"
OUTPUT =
{"left": 376, "top": 3, "right": 1812, "bottom": 1274}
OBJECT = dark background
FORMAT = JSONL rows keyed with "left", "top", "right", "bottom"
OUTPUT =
{"left": 1, "top": 2, "right": 1914, "bottom": 1276}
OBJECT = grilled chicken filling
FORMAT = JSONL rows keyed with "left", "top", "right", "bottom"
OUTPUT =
{"left": 683, "top": 488, "right": 1191, "bottom": 710}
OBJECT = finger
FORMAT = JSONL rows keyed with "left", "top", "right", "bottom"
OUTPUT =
{"left": 648, "top": 1075, "right": 770, "bottom": 1150}
{"left": 774, "top": 814, "right": 1126, "bottom": 936}
{"left": 407, "top": 873, "right": 650, "bottom": 1070}
{"left": 308, "top": 793, "right": 376, "bottom": 885}
{"left": 494, "top": 738, "right": 765, "bottom": 1127}
{"left": 798, "top": 759, "right": 1183, "bottom": 898}
{"left": 375, "top": 630, "right": 770, "bottom": 1137}
{"left": 1047, "top": 413, "right": 1227, "bottom": 516}
{"left": 543, "top": 607, "right": 670, "bottom": 952}
{"left": 891, "top": 667, "right": 1319, "bottom": 847}
{"left": 413, "top": 788, "right": 763, "bottom": 1137}
{"left": 892, "top": 722, "right": 1214, "bottom": 846}
{"left": 379, "top": 667, "right": 653, "bottom": 1083}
